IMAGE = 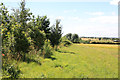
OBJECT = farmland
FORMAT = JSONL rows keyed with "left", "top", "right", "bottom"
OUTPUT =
{"left": 17, "top": 44, "right": 118, "bottom": 78}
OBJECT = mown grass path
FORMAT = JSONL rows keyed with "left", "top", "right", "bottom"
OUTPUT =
{"left": 18, "top": 44, "right": 118, "bottom": 78}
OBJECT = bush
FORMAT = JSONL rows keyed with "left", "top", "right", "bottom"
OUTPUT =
{"left": 60, "top": 37, "right": 72, "bottom": 47}
{"left": 63, "top": 41, "right": 72, "bottom": 46}
{"left": 7, "top": 64, "right": 20, "bottom": 78}
{"left": 42, "top": 40, "right": 53, "bottom": 58}
{"left": 29, "top": 27, "right": 46, "bottom": 51}
{"left": 2, "top": 58, "right": 20, "bottom": 78}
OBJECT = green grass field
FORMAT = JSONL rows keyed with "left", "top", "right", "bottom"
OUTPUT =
{"left": 18, "top": 44, "right": 118, "bottom": 78}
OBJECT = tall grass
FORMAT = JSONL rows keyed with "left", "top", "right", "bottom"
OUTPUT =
{"left": 17, "top": 44, "right": 118, "bottom": 78}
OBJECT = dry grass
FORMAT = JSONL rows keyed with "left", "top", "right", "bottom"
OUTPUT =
{"left": 79, "top": 44, "right": 118, "bottom": 49}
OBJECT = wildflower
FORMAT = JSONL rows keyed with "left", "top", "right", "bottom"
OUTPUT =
{"left": 2, "top": 54, "right": 5, "bottom": 56}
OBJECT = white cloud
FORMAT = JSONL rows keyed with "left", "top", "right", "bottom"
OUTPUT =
{"left": 86, "top": 12, "right": 104, "bottom": 16}
{"left": 56, "top": 16, "right": 64, "bottom": 20}
{"left": 110, "top": 0, "right": 119, "bottom": 5}
{"left": 89, "top": 16, "right": 118, "bottom": 24}
{"left": 67, "top": 16, "right": 82, "bottom": 22}
{"left": 48, "top": 15, "right": 64, "bottom": 20}
{"left": 49, "top": 16, "right": 82, "bottom": 22}
{"left": 60, "top": 15, "right": 117, "bottom": 37}
{"left": 63, "top": 23, "right": 118, "bottom": 37}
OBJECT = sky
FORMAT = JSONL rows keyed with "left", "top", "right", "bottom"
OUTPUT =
{"left": 1, "top": 0, "right": 119, "bottom": 38}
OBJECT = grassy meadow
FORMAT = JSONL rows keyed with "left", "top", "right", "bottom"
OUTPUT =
{"left": 1, "top": 1, "right": 119, "bottom": 79}
{"left": 17, "top": 44, "right": 118, "bottom": 78}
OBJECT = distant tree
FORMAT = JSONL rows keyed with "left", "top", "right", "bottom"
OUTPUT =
{"left": 71, "top": 34, "right": 79, "bottom": 43}
{"left": 66, "top": 33, "right": 72, "bottom": 41}
{"left": 99, "top": 38, "right": 101, "bottom": 40}
{"left": 49, "top": 19, "right": 62, "bottom": 49}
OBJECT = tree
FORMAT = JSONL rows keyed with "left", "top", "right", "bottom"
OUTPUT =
{"left": 11, "top": 8, "right": 20, "bottom": 23}
{"left": 19, "top": 0, "right": 32, "bottom": 29}
{"left": 99, "top": 38, "right": 101, "bottom": 40}
{"left": 66, "top": 33, "right": 72, "bottom": 41}
{"left": 10, "top": 0, "right": 32, "bottom": 60}
{"left": 65, "top": 33, "right": 80, "bottom": 43}
{"left": 0, "top": 3, "right": 10, "bottom": 25}
{"left": 71, "top": 34, "right": 79, "bottom": 43}
{"left": 0, "top": 2, "right": 13, "bottom": 56}
{"left": 0, "top": 3, "right": 21, "bottom": 78}
{"left": 28, "top": 15, "right": 50, "bottom": 39}
{"left": 27, "top": 15, "right": 46, "bottom": 52}
{"left": 36, "top": 15, "right": 50, "bottom": 39}
{"left": 13, "top": 23, "right": 31, "bottom": 60}
{"left": 29, "top": 25, "right": 46, "bottom": 52}
{"left": 49, "top": 19, "right": 62, "bottom": 49}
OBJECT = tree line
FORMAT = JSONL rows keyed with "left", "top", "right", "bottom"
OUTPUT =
{"left": 0, "top": 1, "right": 62, "bottom": 78}
{"left": 65, "top": 33, "right": 120, "bottom": 44}
{"left": 1, "top": 1, "right": 62, "bottom": 59}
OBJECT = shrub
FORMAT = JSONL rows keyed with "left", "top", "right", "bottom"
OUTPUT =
{"left": 29, "top": 28, "right": 46, "bottom": 51}
{"left": 42, "top": 40, "right": 53, "bottom": 58}
{"left": 60, "top": 36, "right": 72, "bottom": 47}
{"left": 63, "top": 41, "right": 72, "bottom": 47}
{"left": 2, "top": 57, "right": 20, "bottom": 78}
{"left": 7, "top": 64, "right": 20, "bottom": 78}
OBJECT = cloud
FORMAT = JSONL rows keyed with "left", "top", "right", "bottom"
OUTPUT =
{"left": 89, "top": 16, "right": 118, "bottom": 24}
{"left": 56, "top": 16, "right": 64, "bottom": 20}
{"left": 86, "top": 12, "right": 104, "bottom": 16}
{"left": 67, "top": 16, "right": 82, "bottom": 22}
{"left": 49, "top": 16, "right": 82, "bottom": 22}
{"left": 48, "top": 15, "right": 64, "bottom": 20}
{"left": 63, "top": 23, "right": 118, "bottom": 37}
{"left": 110, "top": 0, "right": 119, "bottom": 5}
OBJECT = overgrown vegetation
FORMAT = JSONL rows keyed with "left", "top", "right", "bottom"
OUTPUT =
{"left": 0, "top": 1, "right": 62, "bottom": 78}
